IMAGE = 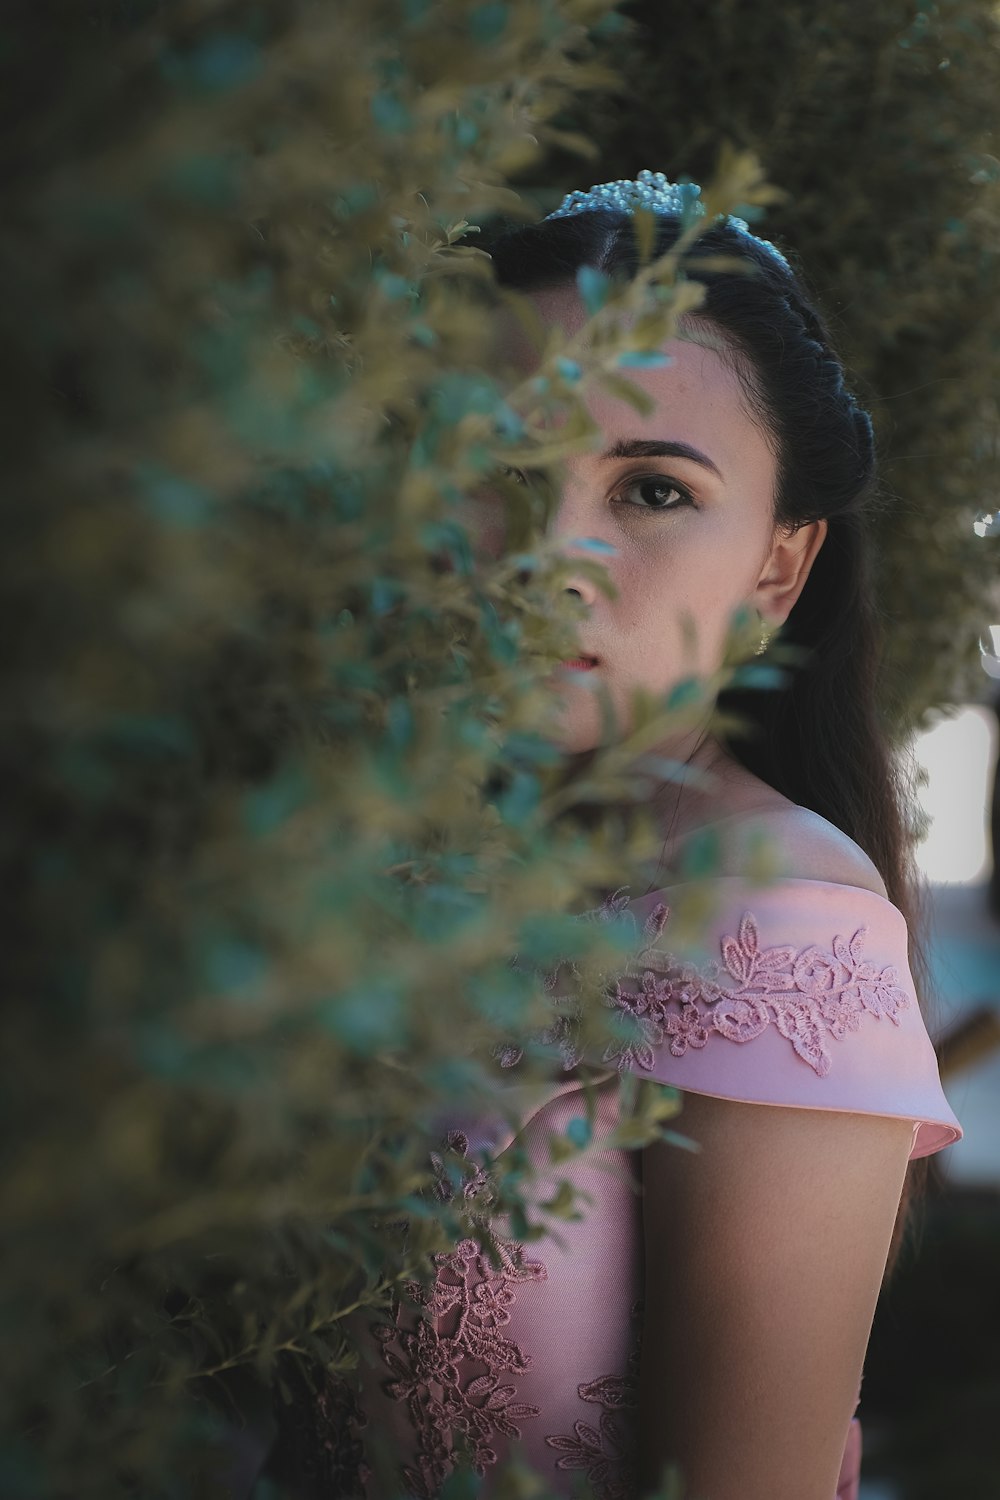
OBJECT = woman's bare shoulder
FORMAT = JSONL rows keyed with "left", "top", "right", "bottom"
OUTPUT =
{"left": 713, "top": 800, "right": 890, "bottom": 899}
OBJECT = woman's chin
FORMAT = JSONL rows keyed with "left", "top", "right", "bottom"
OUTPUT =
{"left": 542, "top": 694, "right": 625, "bottom": 756}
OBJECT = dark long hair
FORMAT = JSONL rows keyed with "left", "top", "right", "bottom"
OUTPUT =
{"left": 476, "top": 205, "right": 933, "bottom": 1281}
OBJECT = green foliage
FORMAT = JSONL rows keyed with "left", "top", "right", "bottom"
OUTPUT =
{"left": 0, "top": 1, "right": 782, "bottom": 1496}
{"left": 521, "top": 0, "right": 1000, "bottom": 734}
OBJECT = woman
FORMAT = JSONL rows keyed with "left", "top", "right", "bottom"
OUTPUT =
{"left": 269, "top": 174, "right": 964, "bottom": 1500}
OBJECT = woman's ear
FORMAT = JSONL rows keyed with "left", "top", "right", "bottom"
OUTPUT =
{"left": 753, "top": 517, "right": 828, "bottom": 624}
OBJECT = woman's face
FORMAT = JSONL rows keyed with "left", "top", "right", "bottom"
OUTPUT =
{"left": 473, "top": 283, "right": 826, "bottom": 756}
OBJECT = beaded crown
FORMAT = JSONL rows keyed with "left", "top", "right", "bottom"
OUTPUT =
{"left": 543, "top": 169, "right": 791, "bottom": 272}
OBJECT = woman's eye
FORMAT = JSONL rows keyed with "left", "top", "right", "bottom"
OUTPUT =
{"left": 617, "top": 474, "right": 693, "bottom": 512}
{"left": 497, "top": 467, "right": 693, "bottom": 511}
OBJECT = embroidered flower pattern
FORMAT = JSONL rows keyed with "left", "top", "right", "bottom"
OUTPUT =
{"left": 663, "top": 1000, "right": 711, "bottom": 1057}
{"left": 369, "top": 1132, "right": 548, "bottom": 1498}
{"left": 496, "top": 887, "right": 911, "bottom": 1080}
{"left": 543, "top": 1297, "right": 643, "bottom": 1500}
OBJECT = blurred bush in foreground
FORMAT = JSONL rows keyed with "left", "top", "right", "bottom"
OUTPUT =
{"left": 0, "top": 1, "right": 782, "bottom": 1494}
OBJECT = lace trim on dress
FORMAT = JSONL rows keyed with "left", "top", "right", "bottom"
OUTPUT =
{"left": 368, "top": 1128, "right": 644, "bottom": 1500}
{"left": 543, "top": 1297, "right": 643, "bottom": 1500}
{"left": 368, "top": 1131, "right": 548, "bottom": 1498}
{"left": 494, "top": 887, "right": 912, "bottom": 1081}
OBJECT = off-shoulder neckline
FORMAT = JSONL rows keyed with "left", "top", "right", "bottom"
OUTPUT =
{"left": 616, "top": 874, "right": 905, "bottom": 921}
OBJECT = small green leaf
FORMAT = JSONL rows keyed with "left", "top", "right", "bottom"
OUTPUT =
{"left": 656, "top": 1127, "right": 702, "bottom": 1154}
{"left": 680, "top": 825, "right": 721, "bottom": 878}
{"left": 539, "top": 1179, "right": 579, "bottom": 1218}
{"left": 570, "top": 536, "right": 618, "bottom": 555}
{"left": 615, "top": 350, "right": 672, "bottom": 368}
{"left": 594, "top": 369, "right": 655, "bottom": 415}
{"left": 548, "top": 1132, "right": 577, "bottom": 1164}
{"left": 632, "top": 203, "right": 657, "bottom": 266}
{"left": 555, "top": 355, "right": 582, "bottom": 382}
{"left": 730, "top": 663, "right": 789, "bottom": 690}
{"left": 576, "top": 264, "right": 612, "bottom": 315}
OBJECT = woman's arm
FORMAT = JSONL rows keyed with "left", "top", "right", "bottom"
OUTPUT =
{"left": 637, "top": 1091, "right": 914, "bottom": 1500}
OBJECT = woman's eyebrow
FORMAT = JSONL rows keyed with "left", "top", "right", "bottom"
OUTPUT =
{"left": 598, "top": 436, "right": 724, "bottom": 482}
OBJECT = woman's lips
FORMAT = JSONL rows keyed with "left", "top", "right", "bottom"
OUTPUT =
{"left": 559, "top": 657, "right": 598, "bottom": 670}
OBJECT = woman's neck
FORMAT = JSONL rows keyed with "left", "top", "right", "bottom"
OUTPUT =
{"left": 639, "top": 731, "right": 796, "bottom": 867}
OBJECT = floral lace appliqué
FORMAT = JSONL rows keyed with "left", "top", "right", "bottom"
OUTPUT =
{"left": 543, "top": 1296, "right": 643, "bottom": 1500}
{"left": 369, "top": 1131, "right": 548, "bottom": 1498}
{"left": 496, "top": 887, "right": 911, "bottom": 1080}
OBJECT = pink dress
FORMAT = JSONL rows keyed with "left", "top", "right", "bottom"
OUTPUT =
{"left": 339, "top": 876, "right": 964, "bottom": 1500}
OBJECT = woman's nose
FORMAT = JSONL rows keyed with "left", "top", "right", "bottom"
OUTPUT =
{"left": 544, "top": 502, "right": 617, "bottom": 602}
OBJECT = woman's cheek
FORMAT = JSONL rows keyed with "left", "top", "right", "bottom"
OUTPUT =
{"left": 459, "top": 496, "right": 507, "bottom": 562}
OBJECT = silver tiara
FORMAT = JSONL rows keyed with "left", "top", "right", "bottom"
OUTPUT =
{"left": 543, "top": 169, "right": 791, "bottom": 272}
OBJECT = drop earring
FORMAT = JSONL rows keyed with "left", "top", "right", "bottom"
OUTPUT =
{"left": 755, "top": 612, "right": 773, "bottom": 656}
